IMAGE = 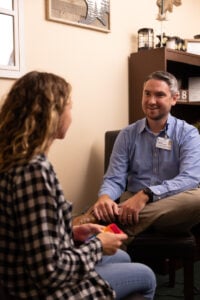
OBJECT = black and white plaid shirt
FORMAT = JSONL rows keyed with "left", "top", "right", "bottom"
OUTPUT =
{"left": 0, "top": 154, "right": 114, "bottom": 299}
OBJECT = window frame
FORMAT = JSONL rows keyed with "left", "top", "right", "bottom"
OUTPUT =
{"left": 0, "top": 0, "right": 24, "bottom": 78}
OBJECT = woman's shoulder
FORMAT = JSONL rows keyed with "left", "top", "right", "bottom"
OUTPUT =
{"left": 11, "top": 154, "right": 54, "bottom": 183}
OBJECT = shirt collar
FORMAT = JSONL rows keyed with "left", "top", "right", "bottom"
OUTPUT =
{"left": 138, "top": 118, "right": 146, "bottom": 133}
{"left": 166, "top": 114, "right": 176, "bottom": 137}
{"left": 139, "top": 113, "right": 175, "bottom": 136}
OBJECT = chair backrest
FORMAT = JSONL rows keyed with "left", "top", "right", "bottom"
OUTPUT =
{"left": 104, "top": 130, "right": 120, "bottom": 172}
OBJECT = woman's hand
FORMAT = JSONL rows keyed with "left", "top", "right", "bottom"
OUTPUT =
{"left": 73, "top": 223, "right": 105, "bottom": 242}
{"left": 97, "top": 232, "right": 128, "bottom": 255}
{"left": 73, "top": 222, "right": 128, "bottom": 255}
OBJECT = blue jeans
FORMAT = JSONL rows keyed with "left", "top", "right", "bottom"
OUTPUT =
{"left": 95, "top": 249, "right": 156, "bottom": 300}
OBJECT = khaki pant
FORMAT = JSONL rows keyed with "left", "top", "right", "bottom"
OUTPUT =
{"left": 119, "top": 188, "right": 200, "bottom": 240}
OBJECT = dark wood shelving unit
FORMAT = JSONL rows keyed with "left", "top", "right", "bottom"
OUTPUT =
{"left": 129, "top": 47, "right": 200, "bottom": 125}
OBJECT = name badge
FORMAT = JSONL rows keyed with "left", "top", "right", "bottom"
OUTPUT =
{"left": 156, "top": 137, "right": 172, "bottom": 150}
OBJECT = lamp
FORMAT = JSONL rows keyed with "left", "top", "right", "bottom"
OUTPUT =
{"left": 138, "top": 28, "right": 154, "bottom": 51}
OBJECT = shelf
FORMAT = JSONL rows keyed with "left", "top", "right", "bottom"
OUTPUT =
{"left": 129, "top": 47, "right": 200, "bottom": 124}
{"left": 163, "top": 48, "right": 200, "bottom": 67}
{"left": 177, "top": 101, "right": 200, "bottom": 105}
{"left": 130, "top": 48, "right": 200, "bottom": 67}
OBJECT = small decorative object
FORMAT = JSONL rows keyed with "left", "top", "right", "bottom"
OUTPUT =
{"left": 156, "top": 33, "right": 185, "bottom": 51}
{"left": 156, "top": 33, "right": 168, "bottom": 47}
{"left": 178, "top": 89, "right": 188, "bottom": 102}
{"left": 46, "top": 0, "right": 110, "bottom": 33}
{"left": 177, "top": 38, "right": 185, "bottom": 51}
{"left": 165, "top": 36, "right": 185, "bottom": 51}
{"left": 138, "top": 28, "right": 154, "bottom": 51}
{"left": 166, "top": 36, "right": 177, "bottom": 49}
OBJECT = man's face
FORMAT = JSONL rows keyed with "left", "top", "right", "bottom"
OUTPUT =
{"left": 142, "top": 78, "right": 177, "bottom": 121}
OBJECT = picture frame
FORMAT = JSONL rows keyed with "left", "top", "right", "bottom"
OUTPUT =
{"left": 185, "top": 39, "right": 200, "bottom": 55}
{"left": 46, "top": 0, "right": 110, "bottom": 33}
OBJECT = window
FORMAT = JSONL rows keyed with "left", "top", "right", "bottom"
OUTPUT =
{"left": 0, "top": 0, "right": 24, "bottom": 78}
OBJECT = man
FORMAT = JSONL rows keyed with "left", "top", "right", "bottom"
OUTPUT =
{"left": 92, "top": 70, "right": 200, "bottom": 239}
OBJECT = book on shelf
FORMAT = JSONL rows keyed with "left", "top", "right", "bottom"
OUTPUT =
{"left": 188, "top": 77, "right": 200, "bottom": 102}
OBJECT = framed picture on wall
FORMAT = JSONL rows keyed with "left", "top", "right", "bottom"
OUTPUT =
{"left": 185, "top": 39, "right": 200, "bottom": 55}
{"left": 46, "top": 0, "right": 110, "bottom": 33}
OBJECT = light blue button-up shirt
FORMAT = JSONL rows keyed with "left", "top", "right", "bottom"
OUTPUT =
{"left": 98, "top": 114, "right": 200, "bottom": 201}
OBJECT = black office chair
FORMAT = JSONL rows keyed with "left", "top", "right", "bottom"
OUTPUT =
{"left": 105, "top": 130, "right": 197, "bottom": 300}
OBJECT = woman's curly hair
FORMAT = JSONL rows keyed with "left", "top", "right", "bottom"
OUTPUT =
{"left": 0, "top": 71, "right": 71, "bottom": 172}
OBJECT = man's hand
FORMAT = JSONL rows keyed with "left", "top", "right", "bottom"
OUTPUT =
{"left": 118, "top": 190, "right": 149, "bottom": 225}
{"left": 93, "top": 195, "right": 119, "bottom": 223}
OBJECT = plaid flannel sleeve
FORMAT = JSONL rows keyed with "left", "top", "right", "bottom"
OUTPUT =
{"left": 13, "top": 159, "right": 103, "bottom": 293}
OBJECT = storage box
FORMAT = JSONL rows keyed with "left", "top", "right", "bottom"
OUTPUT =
{"left": 188, "top": 77, "right": 200, "bottom": 102}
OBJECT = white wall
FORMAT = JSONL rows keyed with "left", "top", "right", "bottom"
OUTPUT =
{"left": 0, "top": 0, "right": 200, "bottom": 215}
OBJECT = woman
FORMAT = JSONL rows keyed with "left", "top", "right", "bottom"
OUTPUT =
{"left": 0, "top": 71, "right": 156, "bottom": 299}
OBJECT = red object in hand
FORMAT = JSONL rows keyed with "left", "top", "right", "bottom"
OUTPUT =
{"left": 85, "top": 223, "right": 124, "bottom": 242}
{"left": 103, "top": 223, "right": 124, "bottom": 234}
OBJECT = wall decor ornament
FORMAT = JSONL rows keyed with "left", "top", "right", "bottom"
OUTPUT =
{"left": 156, "top": 0, "right": 182, "bottom": 48}
{"left": 156, "top": 0, "right": 182, "bottom": 21}
{"left": 46, "top": 0, "right": 110, "bottom": 33}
